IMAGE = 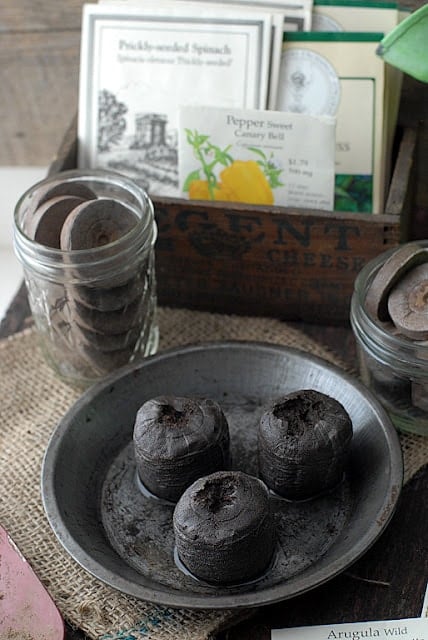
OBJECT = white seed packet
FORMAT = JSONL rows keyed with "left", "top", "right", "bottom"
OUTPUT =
{"left": 78, "top": 2, "right": 273, "bottom": 196}
{"left": 271, "top": 617, "right": 428, "bottom": 639}
{"left": 178, "top": 105, "right": 336, "bottom": 210}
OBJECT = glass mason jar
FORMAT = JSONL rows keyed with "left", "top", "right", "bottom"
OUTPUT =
{"left": 350, "top": 241, "right": 428, "bottom": 437}
{"left": 13, "top": 168, "right": 158, "bottom": 388}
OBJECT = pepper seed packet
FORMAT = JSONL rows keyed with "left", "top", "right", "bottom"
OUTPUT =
{"left": 178, "top": 105, "right": 336, "bottom": 210}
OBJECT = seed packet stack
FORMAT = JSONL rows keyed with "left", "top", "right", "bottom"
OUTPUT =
{"left": 78, "top": 0, "right": 405, "bottom": 212}
{"left": 78, "top": 0, "right": 312, "bottom": 197}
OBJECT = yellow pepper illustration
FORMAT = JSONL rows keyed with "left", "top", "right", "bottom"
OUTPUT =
{"left": 217, "top": 160, "right": 274, "bottom": 205}
{"left": 188, "top": 180, "right": 211, "bottom": 200}
{"left": 184, "top": 129, "right": 283, "bottom": 205}
{"left": 188, "top": 179, "right": 234, "bottom": 201}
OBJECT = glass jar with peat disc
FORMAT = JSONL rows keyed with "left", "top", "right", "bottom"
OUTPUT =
{"left": 350, "top": 240, "right": 428, "bottom": 436}
{"left": 13, "top": 168, "right": 158, "bottom": 387}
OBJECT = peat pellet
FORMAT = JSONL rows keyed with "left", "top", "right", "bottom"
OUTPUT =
{"left": 60, "top": 198, "right": 138, "bottom": 250}
{"left": 258, "top": 389, "right": 353, "bottom": 501}
{"left": 77, "top": 343, "right": 137, "bottom": 375}
{"left": 71, "top": 297, "right": 143, "bottom": 335}
{"left": 173, "top": 471, "right": 275, "bottom": 585}
{"left": 25, "top": 180, "right": 97, "bottom": 221}
{"left": 133, "top": 396, "right": 230, "bottom": 503}
{"left": 32, "top": 180, "right": 98, "bottom": 207}
{"left": 70, "top": 273, "right": 146, "bottom": 312}
{"left": 388, "top": 263, "right": 428, "bottom": 340}
{"left": 74, "top": 321, "right": 141, "bottom": 352}
{"left": 365, "top": 243, "right": 427, "bottom": 322}
{"left": 26, "top": 195, "right": 86, "bottom": 248}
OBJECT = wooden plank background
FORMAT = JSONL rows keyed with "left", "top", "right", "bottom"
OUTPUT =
{"left": 0, "top": 1, "right": 95, "bottom": 166}
{"left": 0, "top": 0, "right": 427, "bottom": 227}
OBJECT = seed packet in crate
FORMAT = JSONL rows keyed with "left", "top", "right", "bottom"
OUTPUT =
{"left": 279, "top": 32, "right": 388, "bottom": 214}
{"left": 310, "top": 2, "right": 403, "bottom": 214}
{"left": 78, "top": 2, "right": 273, "bottom": 197}
{"left": 178, "top": 105, "right": 336, "bottom": 209}
{"left": 312, "top": 0, "right": 399, "bottom": 33}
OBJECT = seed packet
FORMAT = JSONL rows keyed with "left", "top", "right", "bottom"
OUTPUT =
{"left": 78, "top": 2, "right": 273, "bottom": 196}
{"left": 99, "top": 0, "right": 313, "bottom": 33}
{"left": 312, "top": 0, "right": 398, "bottom": 34}
{"left": 278, "top": 32, "right": 387, "bottom": 213}
{"left": 178, "top": 105, "right": 336, "bottom": 210}
{"left": 311, "top": 1, "right": 401, "bottom": 196}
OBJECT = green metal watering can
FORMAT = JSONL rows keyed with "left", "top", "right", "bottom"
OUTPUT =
{"left": 377, "top": 3, "right": 428, "bottom": 83}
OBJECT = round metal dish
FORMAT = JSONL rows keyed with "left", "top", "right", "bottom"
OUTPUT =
{"left": 41, "top": 341, "right": 403, "bottom": 609}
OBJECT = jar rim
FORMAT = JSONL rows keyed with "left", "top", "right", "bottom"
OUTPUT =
{"left": 13, "top": 169, "right": 157, "bottom": 282}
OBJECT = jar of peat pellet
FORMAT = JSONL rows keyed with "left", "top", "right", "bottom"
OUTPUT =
{"left": 350, "top": 241, "right": 428, "bottom": 437}
{"left": 13, "top": 169, "right": 158, "bottom": 387}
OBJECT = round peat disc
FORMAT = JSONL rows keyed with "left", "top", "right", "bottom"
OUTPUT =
{"left": 71, "top": 297, "right": 143, "bottom": 335}
{"left": 31, "top": 180, "right": 97, "bottom": 209}
{"left": 70, "top": 273, "right": 146, "bottom": 312}
{"left": 26, "top": 195, "right": 86, "bottom": 248}
{"left": 74, "top": 321, "right": 141, "bottom": 352}
{"left": 365, "top": 243, "right": 427, "bottom": 322}
{"left": 388, "top": 262, "right": 428, "bottom": 340}
{"left": 60, "top": 198, "right": 138, "bottom": 250}
{"left": 77, "top": 342, "right": 137, "bottom": 375}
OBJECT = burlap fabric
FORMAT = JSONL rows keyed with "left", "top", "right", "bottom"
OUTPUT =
{"left": 1, "top": 306, "right": 427, "bottom": 639}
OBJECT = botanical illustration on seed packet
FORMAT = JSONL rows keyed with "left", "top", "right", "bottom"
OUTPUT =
{"left": 78, "top": 3, "right": 272, "bottom": 198}
{"left": 178, "top": 105, "right": 336, "bottom": 210}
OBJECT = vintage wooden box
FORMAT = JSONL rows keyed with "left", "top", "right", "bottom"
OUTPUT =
{"left": 50, "top": 120, "right": 416, "bottom": 326}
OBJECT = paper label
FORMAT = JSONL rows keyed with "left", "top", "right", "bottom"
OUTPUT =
{"left": 178, "top": 105, "right": 336, "bottom": 210}
{"left": 272, "top": 617, "right": 428, "bottom": 640}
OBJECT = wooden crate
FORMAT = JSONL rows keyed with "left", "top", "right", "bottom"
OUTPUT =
{"left": 50, "top": 120, "right": 416, "bottom": 326}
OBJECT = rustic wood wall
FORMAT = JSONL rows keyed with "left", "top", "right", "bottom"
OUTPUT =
{"left": 0, "top": 1, "right": 95, "bottom": 166}
{"left": 0, "top": 0, "right": 427, "bottom": 230}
